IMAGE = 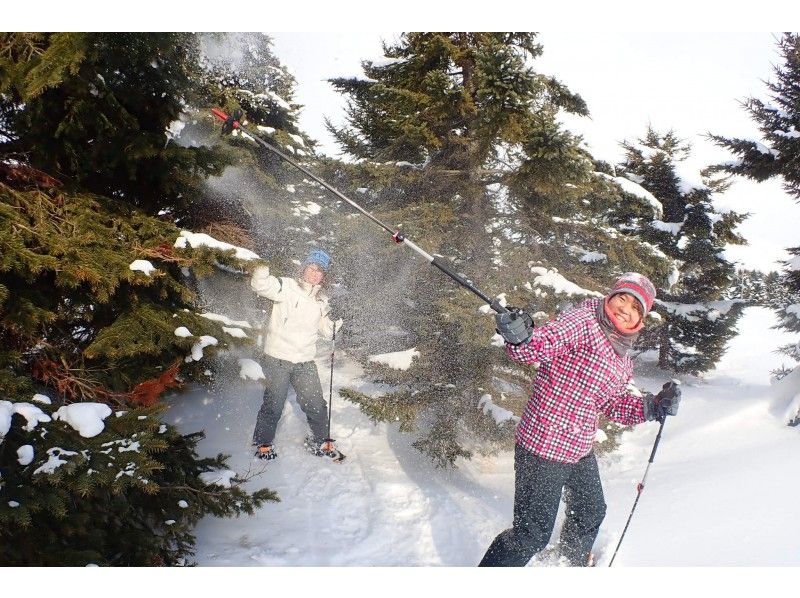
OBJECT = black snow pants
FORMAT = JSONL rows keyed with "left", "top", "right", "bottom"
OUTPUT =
{"left": 479, "top": 445, "right": 607, "bottom": 567}
{"left": 252, "top": 355, "right": 328, "bottom": 446}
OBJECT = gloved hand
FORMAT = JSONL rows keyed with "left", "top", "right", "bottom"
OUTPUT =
{"left": 495, "top": 307, "right": 534, "bottom": 345}
{"left": 642, "top": 381, "right": 682, "bottom": 421}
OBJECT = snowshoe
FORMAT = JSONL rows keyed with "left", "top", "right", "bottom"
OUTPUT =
{"left": 256, "top": 445, "right": 278, "bottom": 460}
{"left": 304, "top": 436, "right": 345, "bottom": 462}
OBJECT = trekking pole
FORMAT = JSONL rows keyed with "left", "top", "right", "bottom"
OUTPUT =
{"left": 326, "top": 326, "right": 336, "bottom": 442}
{"left": 211, "top": 108, "right": 509, "bottom": 317}
{"left": 321, "top": 325, "right": 345, "bottom": 462}
{"left": 608, "top": 416, "right": 667, "bottom": 566}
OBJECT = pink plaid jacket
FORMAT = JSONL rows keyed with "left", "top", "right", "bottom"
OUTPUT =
{"left": 507, "top": 298, "right": 646, "bottom": 464}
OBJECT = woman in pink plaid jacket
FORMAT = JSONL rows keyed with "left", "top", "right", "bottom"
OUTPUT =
{"left": 479, "top": 273, "right": 681, "bottom": 567}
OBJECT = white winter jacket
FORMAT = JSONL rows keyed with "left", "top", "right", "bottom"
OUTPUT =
{"left": 250, "top": 266, "right": 340, "bottom": 363}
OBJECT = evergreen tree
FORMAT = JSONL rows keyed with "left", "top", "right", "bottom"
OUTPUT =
{"left": 619, "top": 128, "right": 746, "bottom": 374}
{"left": 323, "top": 33, "right": 671, "bottom": 465}
{"left": 328, "top": 33, "right": 589, "bottom": 192}
{"left": 200, "top": 33, "right": 303, "bottom": 138}
{"left": 0, "top": 33, "right": 229, "bottom": 216}
{"left": 728, "top": 268, "right": 768, "bottom": 304}
{"left": 0, "top": 164, "right": 277, "bottom": 566}
{"left": 0, "top": 33, "right": 278, "bottom": 564}
{"left": 710, "top": 33, "right": 800, "bottom": 363}
{"left": 190, "top": 32, "right": 333, "bottom": 269}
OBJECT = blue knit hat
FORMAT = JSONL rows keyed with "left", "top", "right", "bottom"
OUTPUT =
{"left": 304, "top": 249, "right": 331, "bottom": 272}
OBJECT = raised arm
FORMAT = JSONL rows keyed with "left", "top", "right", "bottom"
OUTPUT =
{"left": 250, "top": 266, "right": 286, "bottom": 302}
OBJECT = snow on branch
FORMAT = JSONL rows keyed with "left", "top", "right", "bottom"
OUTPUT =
{"left": 129, "top": 259, "right": 157, "bottom": 276}
{"left": 650, "top": 219, "right": 685, "bottom": 236}
{"left": 596, "top": 171, "right": 663, "bottom": 218}
{"left": 657, "top": 299, "right": 744, "bottom": 321}
{"left": 529, "top": 267, "right": 603, "bottom": 298}
{"left": 478, "top": 394, "right": 520, "bottom": 425}
{"left": 174, "top": 230, "right": 260, "bottom": 261}
{"left": 1, "top": 401, "right": 52, "bottom": 441}
{"left": 52, "top": 403, "right": 113, "bottom": 438}
{"left": 368, "top": 348, "right": 420, "bottom": 370}
{"left": 199, "top": 312, "right": 253, "bottom": 329}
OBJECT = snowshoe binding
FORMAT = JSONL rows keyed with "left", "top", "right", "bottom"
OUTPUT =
{"left": 304, "top": 436, "right": 345, "bottom": 462}
{"left": 255, "top": 444, "right": 277, "bottom": 461}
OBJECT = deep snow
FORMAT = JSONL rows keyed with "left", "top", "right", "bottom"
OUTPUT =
{"left": 161, "top": 305, "right": 800, "bottom": 570}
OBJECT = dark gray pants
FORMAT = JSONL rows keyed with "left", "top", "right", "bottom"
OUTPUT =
{"left": 252, "top": 355, "right": 328, "bottom": 446}
{"left": 478, "top": 445, "right": 607, "bottom": 567}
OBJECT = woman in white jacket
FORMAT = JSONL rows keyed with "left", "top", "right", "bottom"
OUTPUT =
{"left": 250, "top": 249, "right": 342, "bottom": 460}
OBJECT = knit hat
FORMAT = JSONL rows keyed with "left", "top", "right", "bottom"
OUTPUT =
{"left": 303, "top": 249, "right": 331, "bottom": 272}
{"left": 608, "top": 272, "right": 656, "bottom": 317}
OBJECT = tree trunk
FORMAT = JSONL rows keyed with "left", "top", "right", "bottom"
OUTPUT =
{"left": 658, "top": 321, "right": 671, "bottom": 369}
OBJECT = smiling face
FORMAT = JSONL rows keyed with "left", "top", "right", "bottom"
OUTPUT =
{"left": 607, "top": 292, "right": 644, "bottom": 329}
{"left": 301, "top": 263, "right": 325, "bottom": 286}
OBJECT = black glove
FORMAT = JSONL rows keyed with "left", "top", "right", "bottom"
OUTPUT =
{"left": 642, "top": 381, "right": 682, "bottom": 421}
{"left": 495, "top": 307, "right": 534, "bottom": 345}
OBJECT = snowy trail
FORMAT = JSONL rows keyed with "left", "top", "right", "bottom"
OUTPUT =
{"left": 599, "top": 306, "right": 800, "bottom": 566}
{"left": 165, "top": 350, "right": 517, "bottom": 566}
{"left": 164, "top": 306, "right": 800, "bottom": 566}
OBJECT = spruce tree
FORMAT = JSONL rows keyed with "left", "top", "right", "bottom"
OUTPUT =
{"left": 324, "top": 33, "right": 671, "bottom": 465}
{"left": 0, "top": 33, "right": 279, "bottom": 565}
{"left": 0, "top": 33, "right": 230, "bottom": 216}
{"left": 200, "top": 33, "right": 303, "bottom": 139}
{"left": 710, "top": 33, "right": 800, "bottom": 364}
{"left": 190, "top": 32, "right": 335, "bottom": 270}
{"left": 619, "top": 128, "right": 746, "bottom": 374}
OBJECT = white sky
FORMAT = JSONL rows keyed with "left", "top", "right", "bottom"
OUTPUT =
{"left": 271, "top": 30, "right": 800, "bottom": 273}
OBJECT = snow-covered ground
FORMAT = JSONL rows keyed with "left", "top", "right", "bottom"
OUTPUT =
{"left": 162, "top": 305, "right": 800, "bottom": 575}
